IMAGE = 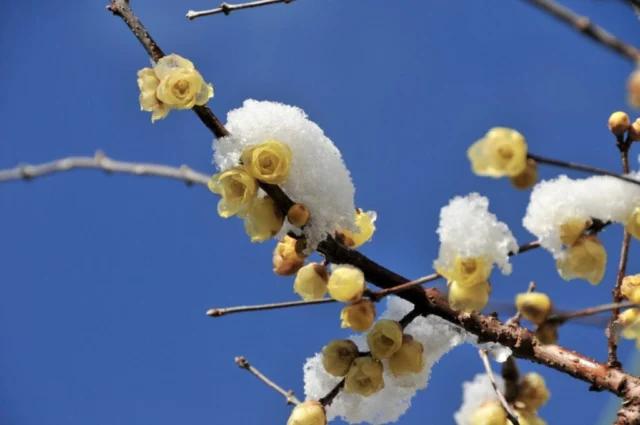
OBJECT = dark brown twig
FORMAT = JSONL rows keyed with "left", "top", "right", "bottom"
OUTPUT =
{"left": 547, "top": 301, "right": 635, "bottom": 325}
{"left": 522, "top": 0, "right": 640, "bottom": 62}
{"left": 207, "top": 298, "right": 335, "bottom": 317}
{"left": 479, "top": 349, "right": 520, "bottom": 425}
{"left": 187, "top": 0, "right": 294, "bottom": 20}
{"left": 235, "top": 356, "right": 301, "bottom": 405}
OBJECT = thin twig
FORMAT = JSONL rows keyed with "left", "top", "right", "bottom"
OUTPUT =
{"left": 522, "top": 0, "right": 640, "bottom": 62}
{"left": 207, "top": 298, "right": 335, "bottom": 317}
{"left": 547, "top": 301, "right": 635, "bottom": 325}
{"left": 506, "top": 282, "right": 537, "bottom": 326}
{"left": 0, "top": 153, "right": 210, "bottom": 186}
{"left": 318, "top": 379, "right": 344, "bottom": 407}
{"left": 235, "top": 356, "right": 301, "bottom": 405}
{"left": 528, "top": 153, "right": 640, "bottom": 187}
{"left": 187, "top": 0, "right": 294, "bottom": 20}
{"left": 479, "top": 350, "right": 520, "bottom": 425}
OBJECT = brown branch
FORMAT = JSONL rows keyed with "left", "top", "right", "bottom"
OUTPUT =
{"left": 318, "top": 379, "right": 344, "bottom": 407}
{"left": 235, "top": 356, "right": 301, "bottom": 405}
{"left": 479, "top": 349, "right": 520, "bottom": 425}
{"left": 522, "top": 0, "right": 640, "bottom": 62}
{"left": 207, "top": 298, "right": 335, "bottom": 317}
{"left": 187, "top": 0, "right": 294, "bottom": 20}
{"left": 547, "top": 301, "right": 635, "bottom": 325}
{"left": 0, "top": 153, "right": 211, "bottom": 186}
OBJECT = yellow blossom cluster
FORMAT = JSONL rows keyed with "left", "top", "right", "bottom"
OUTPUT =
{"left": 471, "top": 372, "right": 550, "bottom": 425}
{"left": 438, "top": 256, "right": 492, "bottom": 312}
{"left": 208, "top": 139, "right": 294, "bottom": 242}
{"left": 335, "top": 209, "right": 377, "bottom": 249}
{"left": 136, "top": 54, "right": 214, "bottom": 122}
{"left": 467, "top": 127, "right": 537, "bottom": 189}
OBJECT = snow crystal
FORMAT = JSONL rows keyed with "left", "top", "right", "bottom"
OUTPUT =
{"left": 434, "top": 193, "right": 519, "bottom": 275}
{"left": 523, "top": 174, "right": 640, "bottom": 258}
{"left": 453, "top": 373, "right": 504, "bottom": 425}
{"left": 213, "top": 100, "right": 356, "bottom": 249}
{"left": 303, "top": 297, "right": 510, "bottom": 424}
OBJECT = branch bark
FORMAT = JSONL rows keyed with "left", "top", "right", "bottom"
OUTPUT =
{"left": 235, "top": 356, "right": 301, "bottom": 405}
{"left": 187, "top": 0, "right": 294, "bottom": 20}
{"left": 479, "top": 350, "right": 520, "bottom": 425}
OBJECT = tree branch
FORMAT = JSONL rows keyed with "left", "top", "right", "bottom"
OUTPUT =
{"left": 235, "top": 356, "right": 301, "bottom": 405}
{"left": 547, "top": 301, "right": 635, "bottom": 325}
{"left": 522, "top": 0, "right": 640, "bottom": 62}
{"left": 187, "top": 0, "right": 294, "bottom": 20}
{"left": 206, "top": 298, "right": 335, "bottom": 317}
{"left": 479, "top": 349, "right": 520, "bottom": 425}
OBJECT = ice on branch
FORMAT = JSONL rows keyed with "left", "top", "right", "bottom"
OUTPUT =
{"left": 303, "top": 297, "right": 510, "bottom": 424}
{"left": 213, "top": 100, "right": 356, "bottom": 249}
{"left": 453, "top": 373, "right": 504, "bottom": 425}
{"left": 434, "top": 193, "right": 518, "bottom": 278}
{"left": 523, "top": 174, "right": 640, "bottom": 259}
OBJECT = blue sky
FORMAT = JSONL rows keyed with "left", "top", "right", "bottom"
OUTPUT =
{"left": 1, "top": 0, "right": 640, "bottom": 424}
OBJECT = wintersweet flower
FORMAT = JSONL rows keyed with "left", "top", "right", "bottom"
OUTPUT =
{"left": 136, "top": 68, "right": 171, "bottom": 122}
{"left": 327, "top": 265, "right": 365, "bottom": 302}
{"left": 154, "top": 54, "right": 213, "bottom": 109}
{"left": 628, "top": 68, "right": 640, "bottom": 109}
{"left": 510, "top": 158, "right": 538, "bottom": 190}
{"left": 448, "top": 280, "right": 491, "bottom": 313}
{"left": 619, "top": 308, "right": 640, "bottom": 342}
{"left": 517, "top": 372, "right": 550, "bottom": 411}
{"left": 438, "top": 256, "right": 492, "bottom": 288}
{"left": 470, "top": 400, "right": 507, "bottom": 425}
{"left": 622, "top": 275, "right": 640, "bottom": 304}
{"left": 243, "top": 195, "right": 283, "bottom": 242}
{"left": 241, "top": 139, "right": 292, "bottom": 185}
{"left": 286, "top": 401, "right": 326, "bottom": 425}
{"left": 367, "top": 319, "right": 403, "bottom": 359}
{"left": 515, "top": 409, "right": 547, "bottom": 425}
{"left": 336, "top": 209, "right": 377, "bottom": 248}
{"left": 294, "top": 263, "right": 329, "bottom": 301}
{"left": 321, "top": 339, "right": 360, "bottom": 377}
{"left": 340, "top": 299, "right": 376, "bottom": 332}
{"left": 515, "top": 293, "right": 552, "bottom": 325}
{"left": 556, "top": 235, "right": 607, "bottom": 285}
{"left": 468, "top": 127, "right": 528, "bottom": 178}
{"left": 273, "top": 235, "right": 306, "bottom": 276}
{"left": 343, "top": 357, "right": 385, "bottom": 396}
{"left": 388, "top": 335, "right": 425, "bottom": 377}
{"left": 559, "top": 217, "right": 591, "bottom": 246}
{"left": 208, "top": 166, "right": 257, "bottom": 218}
{"left": 626, "top": 207, "right": 640, "bottom": 240}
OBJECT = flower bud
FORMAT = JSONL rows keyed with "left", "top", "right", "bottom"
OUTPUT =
{"left": 619, "top": 308, "right": 640, "bottom": 339}
{"left": 470, "top": 400, "right": 507, "bottom": 425}
{"left": 622, "top": 274, "right": 640, "bottom": 304}
{"left": 344, "top": 357, "right": 385, "bottom": 397}
{"left": 341, "top": 300, "right": 376, "bottom": 332}
{"left": 629, "top": 119, "right": 640, "bottom": 141}
{"left": 243, "top": 195, "right": 284, "bottom": 242}
{"left": 273, "top": 235, "right": 306, "bottom": 276}
{"left": 438, "top": 256, "right": 492, "bottom": 288}
{"left": 535, "top": 322, "right": 558, "bottom": 345}
{"left": 288, "top": 203, "right": 311, "bottom": 227}
{"left": 448, "top": 280, "right": 491, "bottom": 313}
{"left": 321, "top": 339, "right": 360, "bottom": 377}
{"left": 510, "top": 158, "right": 538, "bottom": 190}
{"left": 388, "top": 335, "right": 425, "bottom": 377}
{"left": 626, "top": 207, "right": 640, "bottom": 240}
{"left": 287, "top": 400, "right": 326, "bottom": 425}
{"left": 327, "top": 265, "right": 366, "bottom": 302}
{"left": 515, "top": 292, "right": 552, "bottom": 325}
{"left": 517, "top": 372, "right": 550, "bottom": 410}
{"left": 335, "top": 209, "right": 377, "bottom": 248}
{"left": 367, "top": 319, "right": 403, "bottom": 359}
{"left": 556, "top": 235, "right": 607, "bottom": 285}
{"left": 608, "top": 111, "right": 631, "bottom": 136}
{"left": 559, "top": 217, "right": 590, "bottom": 246}
{"left": 629, "top": 69, "right": 640, "bottom": 109}
{"left": 294, "top": 263, "right": 329, "bottom": 301}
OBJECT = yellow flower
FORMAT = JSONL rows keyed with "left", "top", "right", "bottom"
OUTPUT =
{"left": 470, "top": 400, "right": 507, "bottom": 425}
{"left": 622, "top": 275, "right": 640, "bottom": 304}
{"left": 438, "top": 256, "right": 492, "bottom": 289}
{"left": 287, "top": 401, "right": 326, "bottom": 425}
{"left": 559, "top": 217, "right": 590, "bottom": 246}
{"left": 535, "top": 322, "right": 558, "bottom": 345}
{"left": 154, "top": 54, "right": 213, "bottom": 109}
{"left": 628, "top": 68, "right": 640, "bottom": 109}
{"left": 515, "top": 293, "right": 552, "bottom": 325}
{"left": 243, "top": 195, "right": 284, "bottom": 242}
{"left": 327, "top": 265, "right": 366, "bottom": 302}
{"left": 341, "top": 300, "right": 376, "bottom": 332}
{"left": 321, "top": 339, "right": 360, "bottom": 377}
{"left": 448, "top": 280, "right": 491, "bottom": 313}
{"left": 344, "top": 357, "right": 385, "bottom": 397}
{"left": 136, "top": 68, "right": 171, "bottom": 122}
{"left": 515, "top": 410, "right": 547, "bottom": 425}
{"left": 556, "top": 235, "right": 607, "bottom": 285}
{"left": 294, "top": 263, "right": 329, "bottom": 301}
{"left": 468, "top": 127, "right": 528, "bottom": 178}
{"left": 517, "top": 372, "right": 550, "bottom": 411}
{"left": 208, "top": 167, "right": 258, "bottom": 218}
{"left": 273, "top": 235, "right": 306, "bottom": 276}
{"left": 510, "top": 158, "right": 538, "bottom": 190}
{"left": 367, "top": 319, "right": 403, "bottom": 359}
{"left": 608, "top": 111, "right": 631, "bottom": 136}
{"left": 336, "top": 209, "right": 377, "bottom": 248}
{"left": 388, "top": 335, "right": 425, "bottom": 377}
{"left": 619, "top": 308, "right": 640, "bottom": 340}
{"left": 241, "top": 139, "right": 292, "bottom": 184}
{"left": 626, "top": 207, "right": 640, "bottom": 240}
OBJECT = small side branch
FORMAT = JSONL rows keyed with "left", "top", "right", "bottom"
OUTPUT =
{"left": 479, "top": 350, "right": 520, "bottom": 425}
{"left": 522, "top": 0, "right": 640, "bottom": 62}
{"left": 235, "top": 356, "right": 301, "bottom": 405}
{"left": 207, "top": 298, "right": 335, "bottom": 317}
{"left": 187, "top": 0, "right": 294, "bottom": 20}
{"left": 548, "top": 301, "right": 635, "bottom": 326}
